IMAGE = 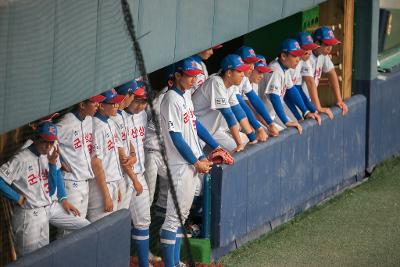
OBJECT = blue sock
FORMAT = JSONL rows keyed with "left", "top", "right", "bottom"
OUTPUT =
{"left": 160, "top": 229, "right": 176, "bottom": 267}
{"left": 132, "top": 228, "right": 149, "bottom": 267}
{"left": 174, "top": 227, "right": 183, "bottom": 265}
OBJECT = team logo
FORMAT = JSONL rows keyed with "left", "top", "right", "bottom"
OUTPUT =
{"left": 191, "top": 61, "right": 197, "bottom": 68}
{"left": 249, "top": 49, "right": 256, "bottom": 56}
{"left": 215, "top": 98, "right": 227, "bottom": 105}
{"left": 168, "top": 121, "right": 174, "bottom": 129}
{"left": 73, "top": 182, "right": 78, "bottom": 188}
{"left": 74, "top": 130, "right": 78, "bottom": 136}
{"left": 0, "top": 165, "right": 10, "bottom": 177}
{"left": 28, "top": 165, "right": 33, "bottom": 171}
{"left": 307, "top": 36, "right": 313, "bottom": 42}
{"left": 48, "top": 126, "right": 56, "bottom": 135}
{"left": 295, "top": 42, "right": 300, "bottom": 49}
{"left": 328, "top": 30, "right": 334, "bottom": 38}
{"left": 238, "top": 58, "right": 244, "bottom": 64}
{"left": 33, "top": 211, "right": 38, "bottom": 216}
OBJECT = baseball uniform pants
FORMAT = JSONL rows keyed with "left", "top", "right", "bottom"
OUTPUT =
{"left": 117, "top": 176, "right": 133, "bottom": 210}
{"left": 87, "top": 179, "right": 119, "bottom": 222}
{"left": 129, "top": 173, "right": 151, "bottom": 230}
{"left": 144, "top": 150, "right": 167, "bottom": 205}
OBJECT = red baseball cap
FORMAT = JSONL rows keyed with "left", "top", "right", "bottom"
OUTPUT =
{"left": 88, "top": 94, "right": 106, "bottom": 103}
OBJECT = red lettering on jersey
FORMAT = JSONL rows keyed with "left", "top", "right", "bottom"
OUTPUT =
{"left": 139, "top": 126, "right": 145, "bottom": 137}
{"left": 121, "top": 131, "right": 127, "bottom": 141}
{"left": 107, "top": 139, "right": 114, "bottom": 151}
{"left": 131, "top": 128, "right": 138, "bottom": 139}
{"left": 85, "top": 133, "right": 92, "bottom": 143}
{"left": 73, "top": 138, "right": 82, "bottom": 150}
{"left": 183, "top": 112, "right": 189, "bottom": 124}
{"left": 87, "top": 144, "right": 93, "bottom": 154}
{"left": 27, "top": 173, "right": 38, "bottom": 185}
{"left": 44, "top": 182, "right": 49, "bottom": 193}
{"left": 40, "top": 169, "right": 48, "bottom": 181}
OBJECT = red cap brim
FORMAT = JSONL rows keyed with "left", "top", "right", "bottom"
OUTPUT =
{"left": 106, "top": 94, "right": 126, "bottom": 104}
{"left": 89, "top": 95, "right": 106, "bottom": 103}
{"left": 234, "top": 64, "right": 251, "bottom": 72}
{"left": 243, "top": 56, "right": 260, "bottom": 64}
{"left": 39, "top": 134, "right": 58, "bottom": 141}
{"left": 212, "top": 44, "right": 223, "bottom": 49}
{"left": 183, "top": 69, "right": 203, "bottom": 77}
{"left": 133, "top": 88, "right": 148, "bottom": 100}
{"left": 255, "top": 66, "right": 273, "bottom": 73}
{"left": 301, "top": 43, "right": 320, "bottom": 50}
{"left": 322, "top": 38, "right": 341, "bottom": 46}
{"left": 289, "top": 49, "right": 305, "bottom": 57}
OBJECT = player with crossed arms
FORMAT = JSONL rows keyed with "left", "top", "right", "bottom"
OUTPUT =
{"left": 0, "top": 122, "right": 89, "bottom": 256}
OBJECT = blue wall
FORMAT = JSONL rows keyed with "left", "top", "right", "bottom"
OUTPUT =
{"left": 211, "top": 95, "right": 366, "bottom": 256}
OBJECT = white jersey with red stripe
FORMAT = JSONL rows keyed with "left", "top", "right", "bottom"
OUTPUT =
{"left": 126, "top": 110, "right": 147, "bottom": 174}
{"left": 92, "top": 114, "right": 123, "bottom": 182}
{"left": 0, "top": 148, "right": 52, "bottom": 209}
{"left": 160, "top": 88, "right": 203, "bottom": 166}
{"left": 56, "top": 112, "right": 94, "bottom": 181}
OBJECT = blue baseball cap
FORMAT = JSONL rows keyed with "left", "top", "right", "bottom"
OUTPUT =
{"left": 175, "top": 57, "right": 203, "bottom": 76}
{"left": 281, "top": 39, "right": 305, "bottom": 57}
{"left": 235, "top": 46, "right": 259, "bottom": 64}
{"left": 314, "top": 26, "right": 341, "bottom": 46}
{"left": 37, "top": 122, "right": 58, "bottom": 141}
{"left": 220, "top": 54, "right": 251, "bottom": 72}
{"left": 115, "top": 80, "right": 139, "bottom": 95}
{"left": 100, "top": 89, "right": 126, "bottom": 104}
{"left": 296, "top": 32, "right": 320, "bottom": 50}
{"left": 254, "top": 55, "right": 272, "bottom": 73}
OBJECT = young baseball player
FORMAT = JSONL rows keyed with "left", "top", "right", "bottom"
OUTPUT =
{"left": 159, "top": 58, "right": 214, "bottom": 267}
{"left": 192, "top": 54, "right": 258, "bottom": 152}
{"left": 56, "top": 94, "right": 105, "bottom": 220}
{"left": 123, "top": 86, "right": 152, "bottom": 267}
{"left": 88, "top": 89, "right": 131, "bottom": 222}
{"left": 234, "top": 46, "right": 279, "bottom": 138}
{"left": 302, "top": 26, "right": 348, "bottom": 117}
{"left": 190, "top": 45, "right": 222, "bottom": 94}
{"left": 0, "top": 122, "right": 90, "bottom": 256}
{"left": 110, "top": 80, "right": 140, "bottom": 210}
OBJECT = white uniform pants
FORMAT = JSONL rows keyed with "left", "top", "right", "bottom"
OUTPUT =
{"left": 64, "top": 179, "right": 90, "bottom": 218}
{"left": 117, "top": 176, "right": 133, "bottom": 210}
{"left": 87, "top": 179, "right": 119, "bottom": 222}
{"left": 129, "top": 173, "right": 151, "bottom": 230}
{"left": 12, "top": 201, "right": 90, "bottom": 256}
{"left": 144, "top": 150, "right": 167, "bottom": 205}
{"left": 161, "top": 164, "right": 197, "bottom": 233}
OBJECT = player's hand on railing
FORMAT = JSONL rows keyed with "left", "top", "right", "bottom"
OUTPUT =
{"left": 61, "top": 199, "right": 81, "bottom": 217}
{"left": 194, "top": 159, "right": 213, "bottom": 174}
{"left": 232, "top": 143, "right": 246, "bottom": 153}
{"left": 104, "top": 194, "right": 114, "bottom": 212}
{"left": 286, "top": 121, "right": 303, "bottom": 134}
{"left": 267, "top": 123, "right": 280, "bottom": 137}
{"left": 318, "top": 107, "right": 334, "bottom": 120}
{"left": 305, "top": 112, "right": 322, "bottom": 126}
{"left": 256, "top": 127, "right": 268, "bottom": 142}
{"left": 133, "top": 180, "right": 143, "bottom": 196}
{"left": 336, "top": 101, "right": 348, "bottom": 116}
{"left": 47, "top": 145, "right": 59, "bottom": 165}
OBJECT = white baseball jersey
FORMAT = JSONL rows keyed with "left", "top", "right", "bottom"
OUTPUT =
{"left": 110, "top": 110, "right": 131, "bottom": 155}
{"left": 126, "top": 110, "right": 147, "bottom": 174}
{"left": 145, "top": 87, "right": 168, "bottom": 151}
{"left": 56, "top": 112, "right": 94, "bottom": 181}
{"left": 160, "top": 88, "right": 203, "bottom": 166}
{"left": 92, "top": 114, "right": 123, "bottom": 182}
{"left": 258, "top": 59, "right": 295, "bottom": 119}
{"left": 190, "top": 55, "right": 209, "bottom": 94}
{"left": 192, "top": 74, "right": 239, "bottom": 134}
{"left": 302, "top": 53, "right": 334, "bottom": 92}
{"left": 0, "top": 148, "right": 52, "bottom": 209}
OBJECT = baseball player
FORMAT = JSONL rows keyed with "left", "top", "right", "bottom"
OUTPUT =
{"left": 302, "top": 26, "right": 348, "bottom": 117}
{"left": 190, "top": 45, "right": 222, "bottom": 94}
{"left": 192, "top": 54, "right": 258, "bottom": 152}
{"left": 234, "top": 46, "right": 279, "bottom": 138}
{"left": 110, "top": 80, "right": 141, "bottom": 210}
{"left": 88, "top": 89, "right": 130, "bottom": 222}
{"left": 0, "top": 122, "right": 89, "bottom": 256}
{"left": 259, "top": 39, "right": 321, "bottom": 133}
{"left": 159, "top": 58, "right": 214, "bottom": 267}
{"left": 56, "top": 94, "right": 105, "bottom": 221}
{"left": 122, "top": 86, "right": 152, "bottom": 267}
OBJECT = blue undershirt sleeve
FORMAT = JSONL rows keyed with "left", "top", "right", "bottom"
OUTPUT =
{"left": 285, "top": 86, "right": 309, "bottom": 116}
{"left": 0, "top": 177, "right": 20, "bottom": 203}
{"left": 218, "top": 108, "right": 238, "bottom": 128}
{"left": 284, "top": 94, "right": 302, "bottom": 120}
{"left": 230, "top": 104, "right": 247, "bottom": 122}
{"left": 56, "top": 169, "right": 67, "bottom": 201}
{"left": 48, "top": 163, "right": 58, "bottom": 197}
{"left": 196, "top": 120, "right": 219, "bottom": 150}
{"left": 236, "top": 94, "right": 261, "bottom": 129}
{"left": 296, "top": 85, "right": 317, "bottom": 113}
{"left": 269, "top": 94, "right": 289, "bottom": 125}
{"left": 245, "top": 90, "right": 273, "bottom": 125}
{"left": 169, "top": 131, "right": 198, "bottom": 165}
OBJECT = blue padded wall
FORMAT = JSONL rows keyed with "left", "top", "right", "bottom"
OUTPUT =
{"left": 211, "top": 95, "right": 367, "bottom": 252}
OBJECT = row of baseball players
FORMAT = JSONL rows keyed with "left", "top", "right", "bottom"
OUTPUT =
{"left": 0, "top": 25, "right": 348, "bottom": 267}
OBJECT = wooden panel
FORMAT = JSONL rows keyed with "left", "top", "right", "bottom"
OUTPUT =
{"left": 318, "top": 0, "right": 354, "bottom": 106}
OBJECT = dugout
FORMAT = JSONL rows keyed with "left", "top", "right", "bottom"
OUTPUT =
{"left": 1, "top": 0, "right": 400, "bottom": 265}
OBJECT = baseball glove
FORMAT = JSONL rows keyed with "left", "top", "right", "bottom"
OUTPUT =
{"left": 207, "top": 147, "right": 234, "bottom": 165}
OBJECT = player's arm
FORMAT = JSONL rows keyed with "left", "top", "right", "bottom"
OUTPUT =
{"left": 0, "top": 177, "right": 24, "bottom": 205}
{"left": 230, "top": 104, "right": 257, "bottom": 144}
{"left": 217, "top": 108, "right": 244, "bottom": 152}
{"left": 91, "top": 157, "right": 113, "bottom": 212}
{"left": 268, "top": 93, "right": 302, "bottom": 134}
{"left": 284, "top": 86, "right": 321, "bottom": 125}
{"left": 117, "top": 147, "right": 142, "bottom": 196}
{"left": 195, "top": 120, "right": 219, "bottom": 150}
{"left": 326, "top": 69, "right": 348, "bottom": 115}
{"left": 236, "top": 94, "right": 267, "bottom": 142}
{"left": 297, "top": 85, "right": 317, "bottom": 113}
{"left": 169, "top": 131, "right": 212, "bottom": 173}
